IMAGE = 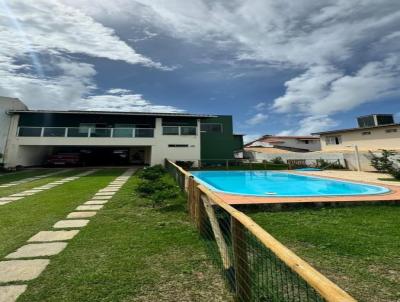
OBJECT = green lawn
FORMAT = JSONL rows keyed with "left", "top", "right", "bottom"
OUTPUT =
{"left": 14, "top": 173, "right": 231, "bottom": 301}
{"left": 0, "top": 169, "right": 122, "bottom": 258}
{"left": 0, "top": 169, "right": 83, "bottom": 198}
{"left": 0, "top": 169, "right": 52, "bottom": 185}
{"left": 249, "top": 204, "right": 400, "bottom": 302}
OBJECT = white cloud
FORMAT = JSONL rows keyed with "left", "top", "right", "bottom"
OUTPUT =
{"left": 92, "top": 0, "right": 400, "bottom": 131}
{"left": 246, "top": 113, "right": 268, "bottom": 126}
{"left": 243, "top": 133, "right": 262, "bottom": 144}
{"left": 253, "top": 102, "right": 267, "bottom": 111}
{"left": 0, "top": 0, "right": 168, "bottom": 110}
{"left": 76, "top": 89, "right": 184, "bottom": 113}
{"left": 277, "top": 115, "right": 338, "bottom": 136}
{"left": 273, "top": 56, "right": 400, "bottom": 115}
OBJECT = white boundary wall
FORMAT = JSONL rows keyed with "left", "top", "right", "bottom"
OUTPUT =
{"left": 245, "top": 150, "right": 400, "bottom": 171}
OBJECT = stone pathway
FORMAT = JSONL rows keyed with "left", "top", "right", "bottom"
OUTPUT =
{"left": 0, "top": 168, "right": 135, "bottom": 301}
{"left": 0, "top": 170, "right": 97, "bottom": 206}
{"left": 0, "top": 169, "right": 70, "bottom": 189}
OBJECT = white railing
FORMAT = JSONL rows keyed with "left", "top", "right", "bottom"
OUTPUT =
{"left": 17, "top": 127, "right": 155, "bottom": 138}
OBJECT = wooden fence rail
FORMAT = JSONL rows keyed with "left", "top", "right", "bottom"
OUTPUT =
{"left": 165, "top": 159, "right": 356, "bottom": 302}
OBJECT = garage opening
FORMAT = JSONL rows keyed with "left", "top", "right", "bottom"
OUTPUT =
{"left": 49, "top": 146, "right": 151, "bottom": 166}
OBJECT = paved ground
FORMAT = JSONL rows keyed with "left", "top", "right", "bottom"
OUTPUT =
{"left": 297, "top": 170, "right": 400, "bottom": 186}
{"left": 0, "top": 168, "right": 136, "bottom": 301}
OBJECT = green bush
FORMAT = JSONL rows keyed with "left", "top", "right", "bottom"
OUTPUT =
{"left": 368, "top": 150, "right": 396, "bottom": 172}
{"left": 270, "top": 157, "right": 285, "bottom": 164}
{"left": 175, "top": 161, "right": 194, "bottom": 170}
{"left": 152, "top": 188, "right": 179, "bottom": 207}
{"left": 137, "top": 164, "right": 166, "bottom": 180}
{"left": 135, "top": 168, "right": 180, "bottom": 207}
{"left": 316, "top": 158, "right": 344, "bottom": 169}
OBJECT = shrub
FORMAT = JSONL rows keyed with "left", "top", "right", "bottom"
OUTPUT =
{"left": 152, "top": 188, "right": 179, "bottom": 207}
{"left": 316, "top": 159, "right": 344, "bottom": 169}
{"left": 175, "top": 161, "right": 194, "bottom": 170}
{"left": 388, "top": 166, "right": 400, "bottom": 180}
{"left": 368, "top": 150, "right": 395, "bottom": 172}
{"left": 135, "top": 174, "right": 179, "bottom": 207}
{"left": 137, "top": 165, "right": 166, "bottom": 180}
{"left": 270, "top": 157, "right": 285, "bottom": 164}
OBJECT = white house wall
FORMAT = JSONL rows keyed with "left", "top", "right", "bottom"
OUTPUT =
{"left": 4, "top": 117, "right": 201, "bottom": 167}
{"left": 0, "top": 97, "right": 27, "bottom": 158}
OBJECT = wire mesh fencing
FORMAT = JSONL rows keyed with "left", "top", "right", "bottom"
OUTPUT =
{"left": 165, "top": 159, "right": 356, "bottom": 302}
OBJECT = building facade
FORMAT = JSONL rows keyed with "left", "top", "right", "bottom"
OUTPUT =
{"left": 1, "top": 105, "right": 241, "bottom": 167}
{"left": 245, "top": 135, "right": 321, "bottom": 152}
{"left": 314, "top": 115, "right": 400, "bottom": 152}
{"left": 0, "top": 97, "right": 28, "bottom": 160}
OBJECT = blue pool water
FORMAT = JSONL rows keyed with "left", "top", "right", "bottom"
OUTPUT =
{"left": 191, "top": 171, "right": 390, "bottom": 197}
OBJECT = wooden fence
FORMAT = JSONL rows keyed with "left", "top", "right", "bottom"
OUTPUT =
{"left": 165, "top": 159, "right": 356, "bottom": 302}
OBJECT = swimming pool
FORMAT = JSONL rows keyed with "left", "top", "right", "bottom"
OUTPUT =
{"left": 191, "top": 171, "right": 390, "bottom": 197}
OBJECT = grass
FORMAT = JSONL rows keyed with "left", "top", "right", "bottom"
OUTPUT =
{"left": 0, "top": 168, "right": 52, "bottom": 185}
{"left": 0, "top": 169, "right": 123, "bottom": 258}
{"left": 378, "top": 177, "right": 400, "bottom": 182}
{"left": 0, "top": 169, "right": 83, "bottom": 198}
{"left": 17, "top": 172, "right": 231, "bottom": 301}
{"left": 248, "top": 204, "right": 400, "bottom": 302}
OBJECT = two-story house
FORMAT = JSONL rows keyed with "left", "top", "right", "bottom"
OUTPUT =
{"left": 1, "top": 98, "right": 241, "bottom": 167}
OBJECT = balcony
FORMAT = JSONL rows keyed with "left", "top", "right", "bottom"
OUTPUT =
{"left": 17, "top": 127, "right": 155, "bottom": 138}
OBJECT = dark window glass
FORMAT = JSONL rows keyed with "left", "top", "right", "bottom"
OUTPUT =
{"left": 163, "top": 126, "right": 179, "bottom": 135}
{"left": 200, "top": 123, "right": 223, "bottom": 133}
{"left": 180, "top": 126, "right": 197, "bottom": 135}
{"left": 168, "top": 144, "right": 189, "bottom": 147}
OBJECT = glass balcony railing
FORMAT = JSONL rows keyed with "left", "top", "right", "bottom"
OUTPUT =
{"left": 17, "top": 127, "right": 155, "bottom": 138}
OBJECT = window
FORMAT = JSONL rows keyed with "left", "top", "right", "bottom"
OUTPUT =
{"left": 385, "top": 129, "right": 398, "bottom": 133}
{"left": 303, "top": 140, "right": 309, "bottom": 144}
{"left": 168, "top": 144, "right": 189, "bottom": 147}
{"left": 200, "top": 123, "right": 223, "bottom": 133}
{"left": 163, "top": 126, "right": 179, "bottom": 135}
{"left": 362, "top": 131, "right": 371, "bottom": 135}
{"left": 79, "top": 123, "right": 95, "bottom": 134}
{"left": 180, "top": 126, "right": 197, "bottom": 135}
{"left": 325, "top": 135, "right": 342, "bottom": 145}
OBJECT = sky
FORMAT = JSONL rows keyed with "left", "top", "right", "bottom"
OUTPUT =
{"left": 1, "top": 0, "right": 400, "bottom": 142}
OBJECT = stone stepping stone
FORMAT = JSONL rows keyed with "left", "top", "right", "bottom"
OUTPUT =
{"left": 0, "top": 259, "right": 50, "bottom": 282}
{"left": 6, "top": 243, "right": 68, "bottom": 259}
{"left": 0, "top": 285, "right": 27, "bottom": 302}
{"left": 28, "top": 230, "right": 80, "bottom": 242}
{"left": 76, "top": 205, "right": 103, "bottom": 211}
{"left": 53, "top": 219, "right": 89, "bottom": 228}
{"left": 92, "top": 196, "right": 112, "bottom": 200}
{"left": 0, "top": 197, "right": 22, "bottom": 202}
{"left": 95, "top": 192, "right": 115, "bottom": 196}
{"left": 99, "top": 189, "right": 118, "bottom": 192}
{"left": 67, "top": 211, "right": 96, "bottom": 219}
{"left": 85, "top": 200, "right": 108, "bottom": 205}
{"left": 10, "top": 193, "right": 34, "bottom": 197}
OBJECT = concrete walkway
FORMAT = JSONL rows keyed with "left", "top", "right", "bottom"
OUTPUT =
{"left": 296, "top": 170, "right": 400, "bottom": 186}
{"left": 0, "top": 168, "right": 136, "bottom": 301}
{"left": 0, "top": 170, "right": 97, "bottom": 206}
{"left": 0, "top": 169, "right": 70, "bottom": 188}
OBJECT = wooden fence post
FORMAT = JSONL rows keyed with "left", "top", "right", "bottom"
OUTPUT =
{"left": 231, "top": 217, "right": 251, "bottom": 302}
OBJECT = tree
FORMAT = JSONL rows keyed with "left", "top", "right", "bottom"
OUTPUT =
{"left": 368, "top": 150, "right": 395, "bottom": 172}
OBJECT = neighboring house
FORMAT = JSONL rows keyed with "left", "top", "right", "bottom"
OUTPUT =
{"left": 313, "top": 114, "right": 400, "bottom": 152}
{"left": 245, "top": 135, "right": 321, "bottom": 152}
{"left": 0, "top": 97, "right": 28, "bottom": 160}
{"left": 1, "top": 105, "right": 241, "bottom": 167}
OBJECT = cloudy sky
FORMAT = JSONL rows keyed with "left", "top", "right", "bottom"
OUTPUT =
{"left": 1, "top": 0, "right": 400, "bottom": 141}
